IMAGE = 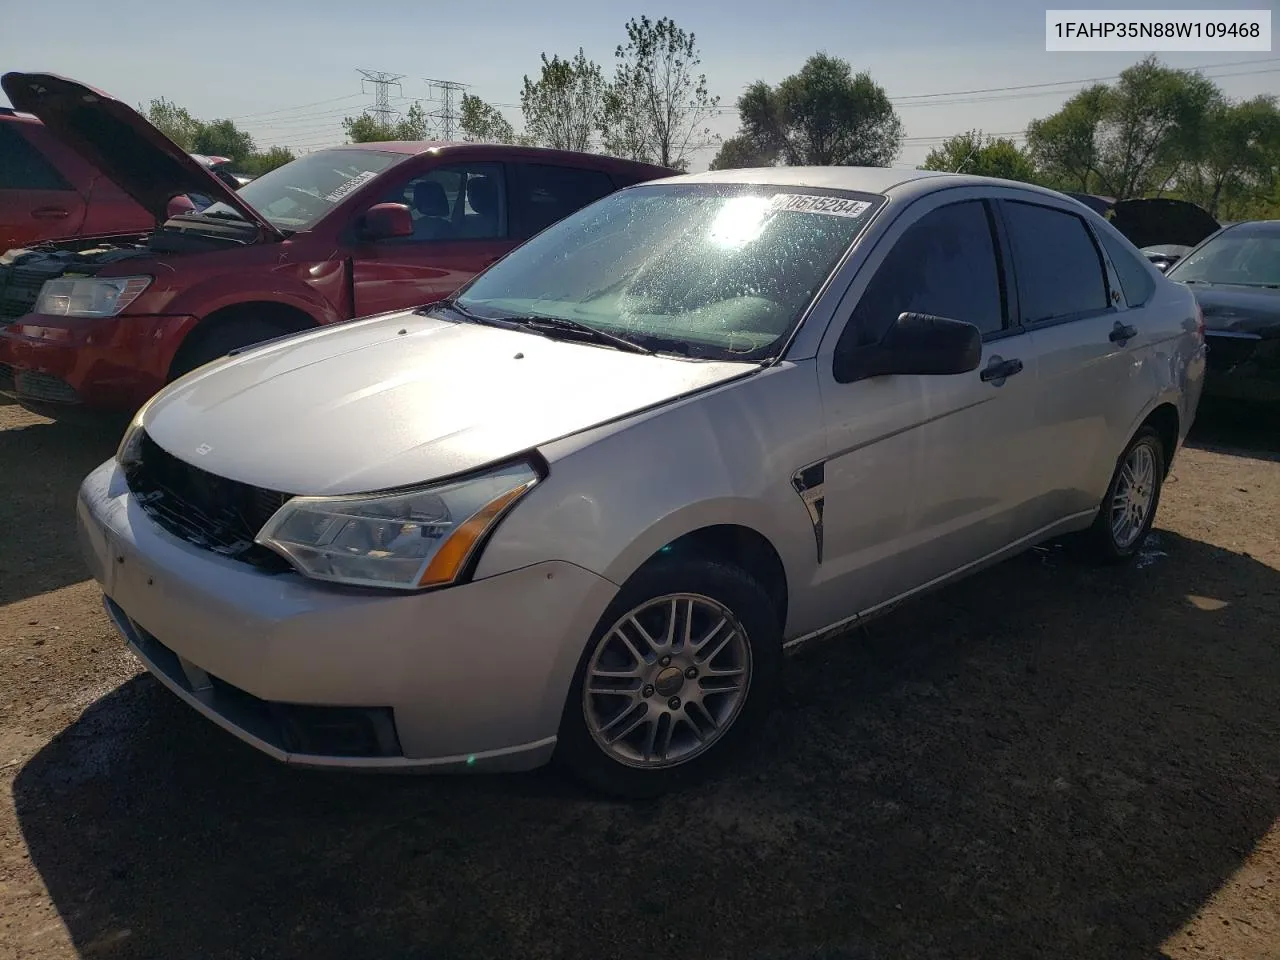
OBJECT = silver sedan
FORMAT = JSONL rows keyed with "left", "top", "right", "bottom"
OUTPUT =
{"left": 76, "top": 167, "right": 1206, "bottom": 797}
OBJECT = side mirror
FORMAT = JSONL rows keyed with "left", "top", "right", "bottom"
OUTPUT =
{"left": 358, "top": 202, "right": 414, "bottom": 241}
{"left": 167, "top": 194, "right": 197, "bottom": 218}
{"left": 834, "top": 312, "right": 983, "bottom": 384}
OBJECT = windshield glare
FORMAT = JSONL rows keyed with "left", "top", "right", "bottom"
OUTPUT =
{"left": 453, "top": 184, "right": 884, "bottom": 360}
{"left": 1168, "top": 227, "right": 1280, "bottom": 287}
{"left": 201, "top": 149, "right": 406, "bottom": 230}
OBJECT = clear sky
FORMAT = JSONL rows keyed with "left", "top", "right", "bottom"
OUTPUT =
{"left": 2, "top": 0, "right": 1276, "bottom": 170}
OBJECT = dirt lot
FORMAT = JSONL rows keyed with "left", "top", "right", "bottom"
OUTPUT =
{"left": 0, "top": 395, "right": 1277, "bottom": 960}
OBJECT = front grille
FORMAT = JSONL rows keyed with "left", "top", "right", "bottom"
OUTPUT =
{"left": 0, "top": 266, "right": 46, "bottom": 323}
{"left": 15, "top": 370, "right": 78, "bottom": 403}
{"left": 125, "top": 431, "right": 294, "bottom": 571}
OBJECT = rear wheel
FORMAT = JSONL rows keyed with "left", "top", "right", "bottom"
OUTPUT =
{"left": 556, "top": 557, "right": 781, "bottom": 799}
{"left": 1080, "top": 425, "right": 1166, "bottom": 563}
{"left": 169, "top": 317, "right": 294, "bottom": 380}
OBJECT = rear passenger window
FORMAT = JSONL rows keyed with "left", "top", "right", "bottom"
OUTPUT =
{"left": 0, "top": 124, "right": 73, "bottom": 191}
{"left": 1002, "top": 201, "right": 1109, "bottom": 323}
{"left": 511, "top": 164, "right": 615, "bottom": 240}
{"left": 838, "top": 199, "right": 1006, "bottom": 352}
{"left": 1097, "top": 228, "right": 1156, "bottom": 307}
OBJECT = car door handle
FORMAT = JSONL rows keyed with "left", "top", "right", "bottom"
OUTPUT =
{"left": 1110, "top": 322, "right": 1138, "bottom": 343}
{"left": 31, "top": 206, "right": 70, "bottom": 220}
{"left": 980, "top": 357, "right": 1023, "bottom": 382}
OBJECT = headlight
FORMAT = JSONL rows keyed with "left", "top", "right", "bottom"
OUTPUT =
{"left": 35, "top": 276, "right": 152, "bottom": 318}
{"left": 115, "top": 394, "right": 158, "bottom": 466}
{"left": 255, "top": 461, "right": 540, "bottom": 590}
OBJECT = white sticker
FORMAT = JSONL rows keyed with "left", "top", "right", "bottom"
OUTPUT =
{"left": 322, "top": 170, "right": 378, "bottom": 202}
{"left": 768, "top": 194, "right": 872, "bottom": 219}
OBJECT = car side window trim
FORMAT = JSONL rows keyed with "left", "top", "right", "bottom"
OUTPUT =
{"left": 830, "top": 196, "right": 1012, "bottom": 366}
{"left": 982, "top": 198, "right": 1023, "bottom": 344}
{"left": 995, "top": 198, "right": 1118, "bottom": 330}
{"left": 1090, "top": 221, "right": 1154, "bottom": 310}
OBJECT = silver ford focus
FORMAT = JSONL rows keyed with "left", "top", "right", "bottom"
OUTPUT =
{"left": 76, "top": 167, "right": 1206, "bottom": 797}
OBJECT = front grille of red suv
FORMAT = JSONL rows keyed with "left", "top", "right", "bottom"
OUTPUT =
{"left": 124, "top": 431, "right": 294, "bottom": 572}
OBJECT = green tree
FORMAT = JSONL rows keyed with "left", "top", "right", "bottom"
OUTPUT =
{"left": 521, "top": 49, "right": 607, "bottom": 152}
{"left": 707, "top": 133, "right": 776, "bottom": 170}
{"left": 342, "top": 101, "right": 429, "bottom": 143}
{"left": 1027, "top": 56, "right": 1219, "bottom": 199}
{"left": 603, "top": 16, "right": 719, "bottom": 170}
{"left": 921, "top": 130, "right": 1039, "bottom": 182}
{"left": 240, "top": 146, "right": 295, "bottom": 177}
{"left": 1177, "top": 95, "right": 1280, "bottom": 217}
{"left": 143, "top": 97, "right": 202, "bottom": 150}
{"left": 460, "top": 93, "right": 517, "bottom": 144}
{"left": 1025, "top": 86, "right": 1107, "bottom": 192}
{"left": 193, "top": 118, "right": 255, "bottom": 165}
{"left": 720, "top": 54, "right": 903, "bottom": 167}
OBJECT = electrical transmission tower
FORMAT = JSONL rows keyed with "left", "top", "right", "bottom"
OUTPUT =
{"left": 357, "top": 69, "right": 405, "bottom": 127}
{"left": 424, "top": 77, "right": 468, "bottom": 140}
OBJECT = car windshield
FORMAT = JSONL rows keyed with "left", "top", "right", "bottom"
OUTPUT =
{"left": 1167, "top": 225, "right": 1280, "bottom": 287}
{"left": 450, "top": 183, "right": 885, "bottom": 361}
{"left": 200, "top": 148, "right": 407, "bottom": 231}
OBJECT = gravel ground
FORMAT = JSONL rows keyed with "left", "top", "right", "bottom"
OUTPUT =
{"left": 0, "top": 395, "right": 1277, "bottom": 960}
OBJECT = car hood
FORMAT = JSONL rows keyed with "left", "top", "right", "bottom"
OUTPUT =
{"left": 1, "top": 72, "right": 280, "bottom": 238}
{"left": 1111, "top": 198, "right": 1219, "bottom": 249}
{"left": 142, "top": 311, "right": 757, "bottom": 496}
{"left": 1187, "top": 284, "right": 1280, "bottom": 338}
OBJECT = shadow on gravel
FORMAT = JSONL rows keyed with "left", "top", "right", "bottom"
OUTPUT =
{"left": 0, "top": 417, "right": 122, "bottom": 605}
{"left": 15, "top": 531, "right": 1280, "bottom": 960}
{"left": 1187, "top": 398, "right": 1280, "bottom": 461}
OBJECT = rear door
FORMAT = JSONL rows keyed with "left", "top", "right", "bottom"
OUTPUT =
{"left": 0, "top": 121, "right": 87, "bottom": 250}
{"left": 351, "top": 160, "right": 512, "bottom": 317}
{"left": 996, "top": 197, "right": 1144, "bottom": 526}
{"left": 507, "top": 162, "right": 617, "bottom": 243}
{"left": 809, "top": 191, "right": 1043, "bottom": 626}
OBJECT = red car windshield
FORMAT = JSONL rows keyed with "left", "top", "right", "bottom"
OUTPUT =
{"left": 200, "top": 148, "right": 407, "bottom": 231}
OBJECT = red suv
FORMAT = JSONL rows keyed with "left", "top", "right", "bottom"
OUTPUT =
{"left": 0, "top": 72, "right": 675, "bottom": 414}
{"left": 0, "top": 107, "right": 153, "bottom": 251}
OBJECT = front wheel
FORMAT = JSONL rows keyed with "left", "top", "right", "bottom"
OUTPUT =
{"left": 1080, "top": 425, "right": 1167, "bottom": 563}
{"left": 555, "top": 558, "right": 782, "bottom": 799}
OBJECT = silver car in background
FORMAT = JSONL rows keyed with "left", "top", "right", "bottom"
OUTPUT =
{"left": 76, "top": 167, "right": 1206, "bottom": 797}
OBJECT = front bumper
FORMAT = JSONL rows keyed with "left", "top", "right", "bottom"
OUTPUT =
{"left": 0, "top": 312, "right": 196, "bottom": 412}
{"left": 76, "top": 458, "right": 619, "bottom": 772}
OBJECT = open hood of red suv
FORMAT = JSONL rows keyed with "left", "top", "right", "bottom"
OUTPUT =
{"left": 1, "top": 71, "right": 282, "bottom": 239}
{"left": 1110, "top": 198, "right": 1220, "bottom": 250}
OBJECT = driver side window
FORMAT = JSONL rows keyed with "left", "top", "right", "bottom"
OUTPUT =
{"left": 383, "top": 162, "right": 507, "bottom": 242}
{"left": 835, "top": 200, "right": 1007, "bottom": 356}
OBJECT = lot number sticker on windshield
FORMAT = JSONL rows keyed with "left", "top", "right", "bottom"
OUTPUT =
{"left": 322, "top": 170, "right": 379, "bottom": 202}
{"left": 769, "top": 194, "right": 871, "bottom": 218}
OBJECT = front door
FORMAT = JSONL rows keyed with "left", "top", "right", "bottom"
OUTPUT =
{"left": 807, "top": 193, "right": 1043, "bottom": 628}
{"left": 351, "top": 161, "right": 514, "bottom": 317}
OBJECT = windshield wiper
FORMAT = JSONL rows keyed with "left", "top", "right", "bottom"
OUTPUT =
{"left": 497, "top": 314, "right": 656, "bottom": 355}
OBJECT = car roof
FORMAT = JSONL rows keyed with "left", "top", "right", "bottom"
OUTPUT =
{"left": 322, "top": 140, "right": 675, "bottom": 175}
{"left": 655, "top": 165, "right": 1091, "bottom": 203}
{"left": 1217, "top": 219, "right": 1280, "bottom": 234}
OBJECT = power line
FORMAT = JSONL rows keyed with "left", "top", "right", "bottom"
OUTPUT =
{"left": 424, "top": 77, "right": 468, "bottom": 140}
{"left": 230, "top": 92, "right": 366, "bottom": 121}
{"left": 357, "top": 68, "right": 405, "bottom": 128}
{"left": 710, "top": 57, "right": 1280, "bottom": 113}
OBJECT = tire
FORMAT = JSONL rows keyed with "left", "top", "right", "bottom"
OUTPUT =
{"left": 169, "top": 317, "right": 293, "bottom": 381}
{"left": 1079, "top": 425, "right": 1167, "bottom": 564}
{"left": 555, "top": 557, "right": 782, "bottom": 800}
